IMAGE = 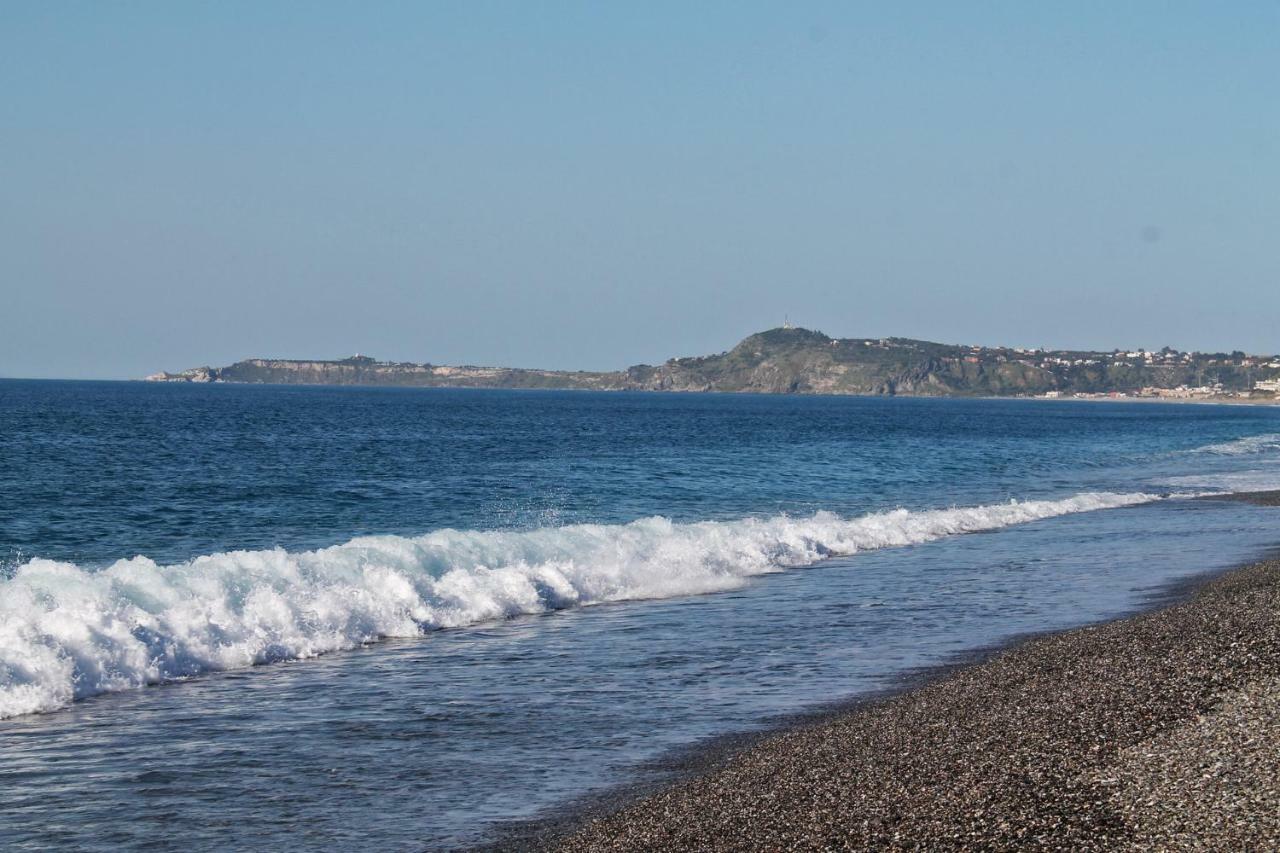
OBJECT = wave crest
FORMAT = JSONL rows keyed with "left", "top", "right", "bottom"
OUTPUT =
{"left": 0, "top": 492, "right": 1158, "bottom": 719}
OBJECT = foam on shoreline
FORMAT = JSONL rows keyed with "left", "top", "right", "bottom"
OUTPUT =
{"left": 0, "top": 491, "right": 1162, "bottom": 719}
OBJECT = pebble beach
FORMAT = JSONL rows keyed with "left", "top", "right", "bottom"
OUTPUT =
{"left": 554, "top": 496, "right": 1280, "bottom": 851}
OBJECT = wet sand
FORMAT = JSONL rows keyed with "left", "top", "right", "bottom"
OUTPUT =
{"left": 543, "top": 496, "right": 1280, "bottom": 851}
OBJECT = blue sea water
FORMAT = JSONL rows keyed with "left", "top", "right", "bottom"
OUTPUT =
{"left": 2, "top": 380, "right": 1279, "bottom": 850}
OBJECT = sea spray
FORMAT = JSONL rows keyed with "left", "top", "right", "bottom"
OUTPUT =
{"left": 0, "top": 491, "right": 1160, "bottom": 719}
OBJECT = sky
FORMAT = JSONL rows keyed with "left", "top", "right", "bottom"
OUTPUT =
{"left": 2, "top": 2, "right": 1278, "bottom": 379}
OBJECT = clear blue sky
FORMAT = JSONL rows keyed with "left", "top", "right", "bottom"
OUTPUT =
{"left": 2, "top": 2, "right": 1277, "bottom": 378}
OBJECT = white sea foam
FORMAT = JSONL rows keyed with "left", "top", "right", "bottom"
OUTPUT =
{"left": 1190, "top": 433, "right": 1280, "bottom": 456}
{"left": 1157, "top": 468, "right": 1280, "bottom": 493}
{"left": 0, "top": 491, "right": 1161, "bottom": 719}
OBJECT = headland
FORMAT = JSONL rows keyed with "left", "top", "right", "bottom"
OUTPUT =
{"left": 146, "top": 328, "right": 1280, "bottom": 403}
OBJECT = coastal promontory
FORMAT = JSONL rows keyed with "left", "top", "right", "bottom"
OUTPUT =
{"left": 146, "top": 327, "right": 1280, "bottom": 400}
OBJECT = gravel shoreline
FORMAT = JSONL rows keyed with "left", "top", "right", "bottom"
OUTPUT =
{"left": 1202, "top": 490, "right": 1280, "bottom": 507}
{"left": 548, "top": 504, "right": 1280, "bottom": 850}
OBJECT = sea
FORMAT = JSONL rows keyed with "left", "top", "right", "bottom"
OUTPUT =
{"left": 2, "top": 380, "right": 1279, "bottom": 850}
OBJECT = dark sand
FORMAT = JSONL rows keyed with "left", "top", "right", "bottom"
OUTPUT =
{"left": 545, "top": 496, "right": 1280, "bottom": 851}
{"left": 1202, "top": 490, "right": 1280, "bottom": 507}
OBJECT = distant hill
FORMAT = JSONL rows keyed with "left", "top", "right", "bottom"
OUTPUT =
{"left": 146, "top": 328, "right": 1280, "bottom": 400}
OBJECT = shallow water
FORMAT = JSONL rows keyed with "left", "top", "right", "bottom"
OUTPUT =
{"left": 2, "top": 382, "right": 1279, "bottom": 849}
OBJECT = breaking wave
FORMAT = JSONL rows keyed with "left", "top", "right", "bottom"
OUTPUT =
{"left": 0, "top": 492, "right": 1162, "bottom": 719}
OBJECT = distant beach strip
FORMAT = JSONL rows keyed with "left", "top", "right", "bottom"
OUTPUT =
{"left": 550, "top": 494, "right": 1280, "bottom": 851}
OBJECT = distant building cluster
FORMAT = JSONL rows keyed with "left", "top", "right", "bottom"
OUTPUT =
{"left": 950, "top": 343, "right": 1280, "bottom": 375}
{"left": 1041, "top": 381, "right": 1280, "bottom": 401}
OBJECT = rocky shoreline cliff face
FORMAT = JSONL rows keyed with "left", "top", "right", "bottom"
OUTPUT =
{"left": 146, "top": 328, "right": 1280, "bottom": 398}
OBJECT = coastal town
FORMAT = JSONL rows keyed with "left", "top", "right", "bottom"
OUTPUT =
{"left": 848, "top": 337, "right": 1280, "bottom": 401}
{"left": 989, "top": 346, "right": 1280, "bottom": 401}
